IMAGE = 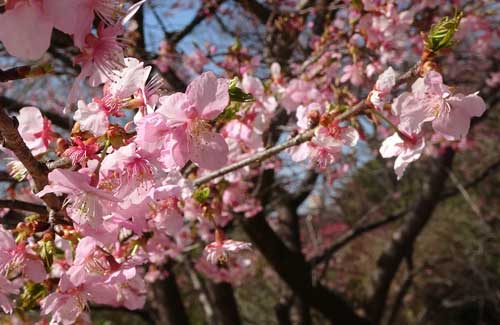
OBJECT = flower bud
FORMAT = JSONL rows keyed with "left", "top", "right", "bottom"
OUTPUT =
{"left": 424, "top": 11, "right": 463, "bottom": 53}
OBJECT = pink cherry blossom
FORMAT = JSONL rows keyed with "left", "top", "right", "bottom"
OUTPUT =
{"left": 41, "top": 274, "right": 116, "bottom": 325}
{"left": 157, "top": 72, "right": 230, "bottom": 170}
{"left": 108, "top": 57, "right": 151, "bottom": 105}
{"left": 134, "top": 113, "right": 171, "bottom": 155}
{"left": 17, "top": 106, "right": 56, "bottom": 156}
{"left": 280, "top": 79, "right": 321, "bottom": 113}
{"left": 0, "top": 0, "right": 53, "bottom": 60}
{"left": 44, "top": 0, "right": 121, "bottom": 48}
{"left": 340, "top": 62, "right": 365, "bottom": 86}
{"left": 0, "top": 275, "right": 19, "bottom": 314}
{"left": 393, "top": 71, "right": 487, "bottom": 140}
{"left": 184, "top": 49, "right": 209, "bottom": 73}
{"left": 62, "top": 137, "right": 99, "bottom": 167}
{"left": 74, "top": 23, "right": 125, "bottom": 88}
{"left": 148, "top": 187, "right": 184, "bottom": 236}
{"left": 74, "top": 100, "right": 110, "bottom": 136}
{"left": 296, "top": 102, "right": 324, "bottom": 130}
{"left": 204, "top": 239, "right": 252, "bottom": 265}
{"left": 37, "top": 169, "right": 120, "bottom": 228}
{"left": 369, "top": 67, "right": 397, "bottom": 110}
{"left": 111, "top": 268, "right": 146, "bottom": 310}
{"left": 290, "top": 122, "right": 359, "bottom": 169}
{"left": 100, "top": 143, "right": 156, "bottom": 201}
{"left": 379, "top": 132, "right": 425, "bottom": 179}
{"left": 66, "top": 237, "right": 107, "bottom": 286}
{"left": 0, "top": 225, "right": 47, "bottom": 283}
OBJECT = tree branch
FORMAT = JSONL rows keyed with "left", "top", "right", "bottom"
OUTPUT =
{"left": 193, "top": 61, "right": 421, "bottom": 187}
{"left": 311, "top": 210, "right": 407, "bottom": 266}
{"left": 168, "top": 0, "right": 227, "bottom": 45}
{"left": 239, "top": 211, "right": 371, "bottom": 324}
{"left": 0, "top": 64, "right": 52, "bottom": 82}
{"left": 0, "top": 107, "right": 60, "bottom": 211}
{"left": 147, "top": 265, "right": 190, "bottom": 325}
{"left": 234, "top": 0, "right": 271, "bottom": 24}
{"left": 0, "top": 199, "right": 48, "bottom": 215}
{"left": 194, "top": 103, "right": 364, "bottom": 187}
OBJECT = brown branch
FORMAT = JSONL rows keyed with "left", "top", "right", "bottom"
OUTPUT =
{"left": 311, "top": 210, "right": 407, "bottom": 266}
{"left": 275, "top": 297, "right": 293, "bottom": 325}
{"left": 148, "top": 2, "right": 169, "bottom": 36}
{"left": 206, "top": 281, "right": 242, "bottom": 325}
{"left": 386, "top": 263, "right": 414, "bottom": 325}
{"left": 289, "top": 170, "right": 318, "bottom": 208}
{"left": 441, "top": 158, "right": 500, "bottom": 199}
{"left": 239, "top": 211, "right": 371, "bottom": 324}
{"left": 0, "top": 171, "right": 13, "bottom": 182}
{"left": 168, "top": 0, "right": 227, "bottom": 45}
{"left": 0, "top": 64, "right": 51, "bottom": 82}
{"left": 147, "top": 264, "right": 190, "bottom": 325}
{"left": 0, "top": 199, "right": 48, "bottom": 215}
{"left": 234, "top": 0, "right": 271, "bottom": 24}
{"left": 193, "top": 103, "right": 364, "bottom": 187}
{"left": 0, "top": 107, "right": 60, "bottom": 211}
{"left": 193, "top": 61, "right": 421, "bottom": 187}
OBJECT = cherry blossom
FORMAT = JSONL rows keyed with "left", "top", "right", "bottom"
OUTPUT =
{"left": 379, "top": 132, "right": 426, "bottom": 179}
{"left": 44, "top": 0, "right": 122, "bottom": 48}
{"left": 62, "top": 137, "right": 99, "bottom": 167}
{"left": 74, "top": 100, "right": 110, "bottom": 136}
{"left": 290, "top": 122, "right": 359, "bottom": 170}
{"left": 394, "top": 71, "right": 487, "bottom": 140}
{"left": 0, "top": 275, "right": 19, "bottom": 314}
{"left": 157, "top": 71, "right": 230, "bottom": 170}
{"left": 37, "top": 169, "right": 121, "bottom": 228}
{"left": 17, "top": 106, "right": 56, "bottom": 156}
{"left": 204, "top": 239, "right": 252, "bottom": 265}
{"left": 369, "top": 67, "right": 397, "bottom": 110}
{"left": 0, "top": 225, "right": 46, "bottom": 283}
{"left": 0, "top": 0, "right": 53, "bottom": 60}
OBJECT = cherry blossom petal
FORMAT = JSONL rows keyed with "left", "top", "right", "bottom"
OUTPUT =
{"left": 0, "top": 2, "right": 52, "bottom": 60}
{"left": 189, "top": 130, "right": 228, "bottom": 170}
{"left": 186, "top": 72, "right": 229, "bottom": 120}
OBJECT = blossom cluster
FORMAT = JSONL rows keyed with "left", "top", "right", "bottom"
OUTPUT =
{"left": 0, "top": 0, "right": 493, "bottom": 323}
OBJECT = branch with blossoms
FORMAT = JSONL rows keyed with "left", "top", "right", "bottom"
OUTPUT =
{"left": 0, "top": 2, "right": 496, "bottom": 324}
{"left": 193, "top": 61, "right": 421, "bottom": 187}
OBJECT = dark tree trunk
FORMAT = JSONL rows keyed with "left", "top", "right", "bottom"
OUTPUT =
{"left": 147, "top": 269, "right": 190, "bottom": 325}
{"left": 207, "top": 281, "right": 242, "bottom": 325}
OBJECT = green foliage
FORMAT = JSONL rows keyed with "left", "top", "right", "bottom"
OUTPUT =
{"left": 425, "top": 11, "right": 463, "bottom": 52}
{"left": 228, "top": 78, "right": 255, "bottom": 103}
{"left": 217, "top": 101, "right": 241, "bottom": 122}
{"left": 39, "top": 240, "right": 56, "bottom": 272}
{"left": 193, "top": 186, "right": 211, "bottom": 203}
{"left": 19, "top": 282, "right": 48, "bottom": 311}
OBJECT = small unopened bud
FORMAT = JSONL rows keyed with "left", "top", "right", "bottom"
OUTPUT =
{"left": 307, "top": 110, "right": 321, "bottom": 129}
{"left": 56, "top": 138, "right": 68, "bottom": 155}
{"left": 319, "top": 114, "right": 332, "bottom": 127}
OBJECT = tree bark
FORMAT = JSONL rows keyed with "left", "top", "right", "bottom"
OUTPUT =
{"left": 147, "top": 268, "right": 190, "bottom": 325}
{"left": 206, "top": 281, "right": 242, "bottom": 325}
